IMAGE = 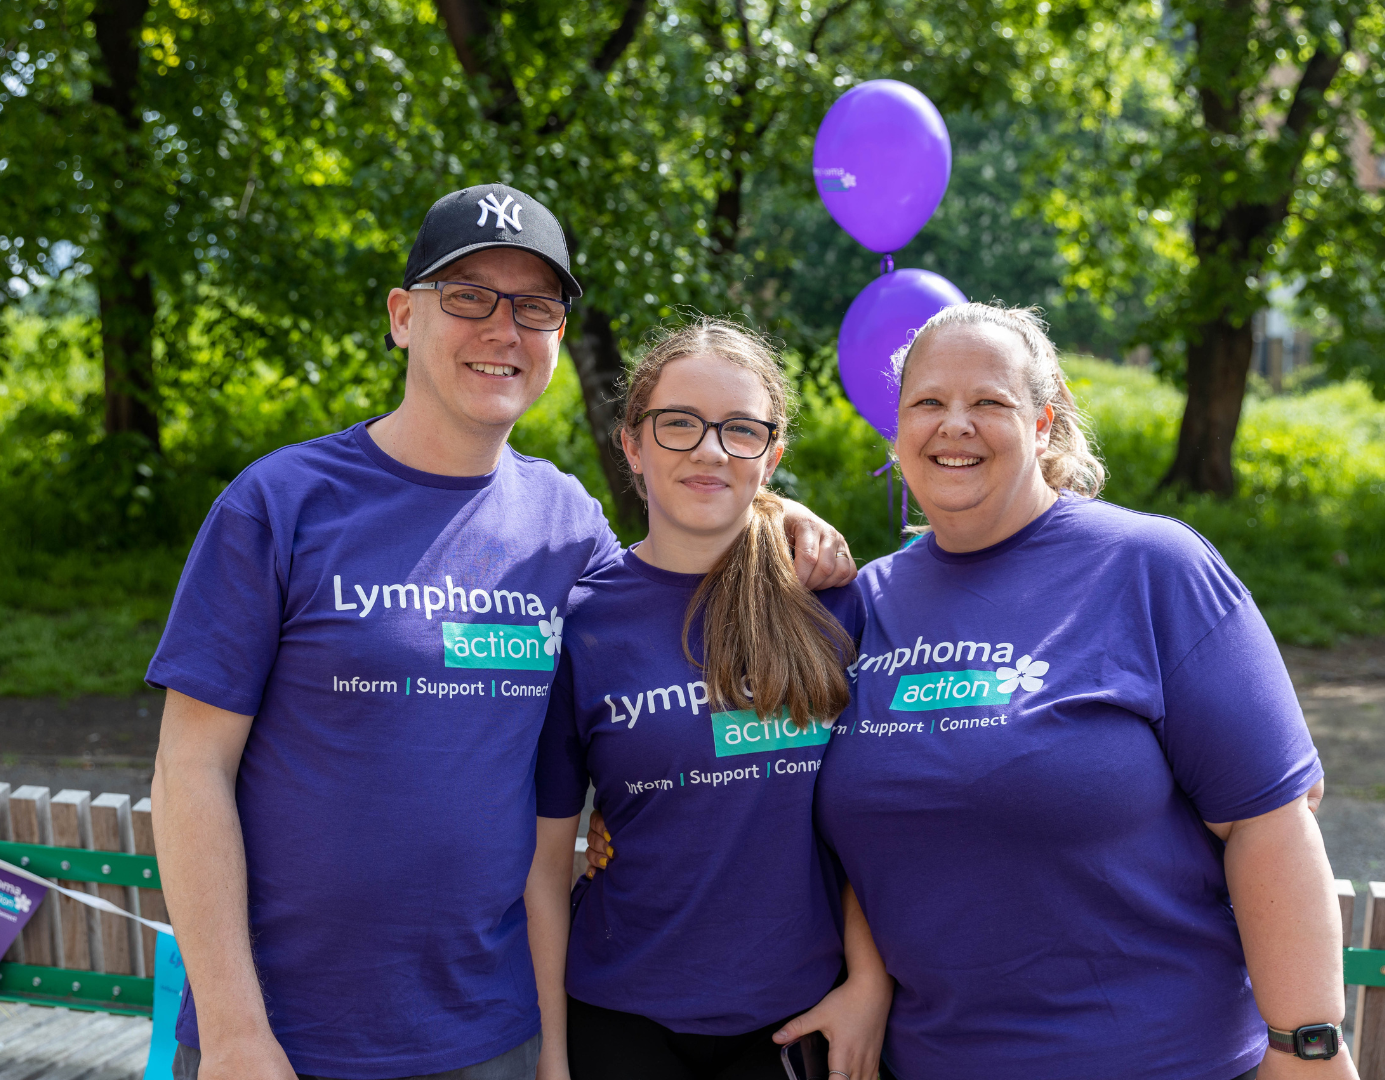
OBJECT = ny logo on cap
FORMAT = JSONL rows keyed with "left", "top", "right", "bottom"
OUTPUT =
{"left": 477, "top": 193, "right": 523, "bottom": 231}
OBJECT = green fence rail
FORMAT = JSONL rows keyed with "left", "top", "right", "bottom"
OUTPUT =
{"left": 1345, "top": 948, "right": 1385, "bottom": 988}
{"left": 0, "top": 962, "right": 154, "bottom": 1017}
{"left": 0, "top": 839, "right": 160, "bottom": 889}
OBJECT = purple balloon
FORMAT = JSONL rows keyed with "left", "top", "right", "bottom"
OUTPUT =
{"left": 814, "top": 80, "right": 952, "bottom": 253}
{"left": 838, "top": 269, "right": 968, "bottom": 439}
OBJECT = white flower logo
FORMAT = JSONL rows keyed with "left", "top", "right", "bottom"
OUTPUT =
{"left": 842, "top": 172, "right": 857, "bottom": 189}
{"left": 996, "top": 654, "right": 1048, "bottom": 694}
{"left": 539, "top": 608, "right": 564, "bottom": 656}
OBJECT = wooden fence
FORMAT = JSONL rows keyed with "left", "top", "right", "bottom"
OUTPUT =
{"left": 4, "top": 779, "right": 1385, "bottom": 1073}
{"left": 1, "top": 782, "right": 163, "bottom": 1017}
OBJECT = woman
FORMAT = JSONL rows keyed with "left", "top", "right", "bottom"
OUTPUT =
{"left": 524, "top": 319, "right": 893, "bottom": 1080}
{"left": 789, "top": 303, "right": 1343, "bottom": 1079}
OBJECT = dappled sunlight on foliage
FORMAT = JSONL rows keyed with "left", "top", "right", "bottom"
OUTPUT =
{"left": 1066, "top": 358, "right": 1385, "bottom": 644}
{"left": 0, "top": 296, "right": 400, "bottom": 552}
{"left": 0, "top": 338, "right": 1380, "bottom": 693}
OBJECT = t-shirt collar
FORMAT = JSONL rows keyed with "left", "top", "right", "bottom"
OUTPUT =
{"left": 925, "top": 491, "right": 1070, "bottom": 564}
{"left": 620, "top": 545, "right": 706, "bottom": 588}
{"left": 352, "top": 416, "right": 503, "bottom": 490}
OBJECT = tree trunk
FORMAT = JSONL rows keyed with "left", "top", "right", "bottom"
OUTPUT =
{"left": 567, "top": 307, "right": 647, "bottom": 535}
{"left": 1159, "top": 316, "right": 1254, "bottom": 497}
{"left": 711, "top": 168, "right": 743, "bottom": 258}
{"left": 96, "top": 220, "right": 159, "bottom": 447}
{"left": 90, "top": 0, "right": 159, "bottom": 449}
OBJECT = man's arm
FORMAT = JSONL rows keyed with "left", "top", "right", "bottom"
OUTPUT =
{"left": 780, "top": 498, "right": 857, "bottom": 590}
{"left": 152, "top": 689, "right": 296, "bottom": 1080}
{"left": 526, "top": 815, "right": 581, "bottom": 1080}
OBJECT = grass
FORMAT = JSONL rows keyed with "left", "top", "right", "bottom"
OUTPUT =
{"left": 1065, "top": 359, "right": 1385, "bottom": 645}
{"left": 0, "top": 549, "right": 185, "bottom": 696}
{"left": 1, "top": 352, "right": 1382, "bottom": 696}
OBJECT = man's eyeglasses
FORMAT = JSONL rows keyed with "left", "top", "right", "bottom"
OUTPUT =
{"left": 637, "top": 409, "right": 779, "bottom": 460}
{"left": 410, "top": 281, "right": 571, "bottom": 332}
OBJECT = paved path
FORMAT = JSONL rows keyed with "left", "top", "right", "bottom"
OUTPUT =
{"left": 0, "top": 1001, "right": 150, "bottom": 1080}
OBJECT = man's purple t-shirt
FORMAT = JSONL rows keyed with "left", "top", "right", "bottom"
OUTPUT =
{"left": 146, "top": 421, "right": 619, "bottom": 1079}
{"left": 814, "top": 495, "right": 1322, "bottom": 1080}
{"left": 535, "top": 549, "right": 865, "bottom": 1034}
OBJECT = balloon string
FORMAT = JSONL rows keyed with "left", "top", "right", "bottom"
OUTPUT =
{"left": 902, "top": 481, "right": 909, "bottom": 534}
{"left": 871, "top": 458, "right": 896, "bottom": 522}
{"left": 880, "top": 253, "right": 894, "bottom": 275}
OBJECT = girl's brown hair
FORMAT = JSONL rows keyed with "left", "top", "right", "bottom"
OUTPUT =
{"left": 620, "top": 317, "right": 855, "bottom": 730}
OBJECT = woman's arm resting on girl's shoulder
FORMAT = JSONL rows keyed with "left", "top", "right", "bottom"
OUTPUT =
{"left": 780, "top": 499, "right": 857, "bottom": 590}
{"left": 526, "top": 815, "right": 581, "bottom": 1080}
{"left": 1208, "top": 792, "right": 1358, "bottom": 1079}
{"left": 772, "top": 884, "right": 894, "bottom": 1080}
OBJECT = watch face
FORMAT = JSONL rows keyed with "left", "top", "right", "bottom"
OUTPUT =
{"left": 1296, "top": 1024, "right": 1339, "bottom": 1059}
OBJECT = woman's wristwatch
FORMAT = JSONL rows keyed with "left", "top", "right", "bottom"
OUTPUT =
{"left": 1267, "top": 1022, "right": 1343, "bottom": 1059}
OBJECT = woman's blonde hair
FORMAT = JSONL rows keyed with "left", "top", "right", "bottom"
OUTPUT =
{"left": 891, "top": 302, "right": 1106, "bottom": 498}
{"left": 620, "top": 317, "right": 855, "bottom": 730}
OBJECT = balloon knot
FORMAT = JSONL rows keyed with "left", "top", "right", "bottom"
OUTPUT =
{"left": 880, "top": 254, "right": 895, "bottom": 275}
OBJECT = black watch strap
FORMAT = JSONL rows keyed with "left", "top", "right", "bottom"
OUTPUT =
{"left": 1267, "top": 1022, "right": 1343, "bottom": 1058}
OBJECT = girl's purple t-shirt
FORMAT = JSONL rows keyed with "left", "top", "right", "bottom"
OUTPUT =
{"left": 536, "top": 549, "right": 865, "bottom": 1035}
{"left": 146, "top": 422, "right": 619, "bottom": 1078}
{"left": 815, "top": 495, "right": 1322, "bottom": 1080}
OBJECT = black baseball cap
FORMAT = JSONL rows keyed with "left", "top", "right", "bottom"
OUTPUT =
{"left": 385, "top": 184, "right": 582, "bottom": 350}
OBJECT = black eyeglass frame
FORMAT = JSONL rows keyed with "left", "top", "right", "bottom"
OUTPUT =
{"left": 409, "top": 281, "right": 572, "bottom": 332}
{"left": 636, "top": 409, "right": 781, "bottom": 460}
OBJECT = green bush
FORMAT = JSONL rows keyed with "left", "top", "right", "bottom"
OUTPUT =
{"left": 0, "top": 300, "right": 400, "bottom": 555}
{"left": 1065, "top": 359, "right": 1385, "bottom": 644}
{"left": 1, "top": 309, "right": 1381, "bottom": 695}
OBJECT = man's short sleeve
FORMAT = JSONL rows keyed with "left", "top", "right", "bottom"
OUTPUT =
{"left": 535, "top": 652, "right": 589, "bottom": 818}
{"left": 145, "top": 499, "right": 284, "bottom": 716}
{"left": 1158, "top": 597, "right": 1322, "bottom": 824}
{"left": 583, "top": 518, "right": 621, "bottom": 578}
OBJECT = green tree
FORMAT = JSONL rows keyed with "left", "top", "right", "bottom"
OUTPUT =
{"left": 741, "top": 107, "right": 1145, "bottom": 366}
{"left": 427, "top": 0, "right": 1042, "bottom": 526}
{"left": 0, "top": 0, "right": 463, "bottom": 450}
{"left": 5, "top": 0, "right": 1094, "bottom": 540}
{"left": 1034, "top": 0, "right": 1385, "bottom": 495}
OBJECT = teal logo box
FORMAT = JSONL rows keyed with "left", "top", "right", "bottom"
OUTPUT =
{"left": 890, "top": 670, "right": 1012, "bottom": 712}
{"left": 712, "top": 708, "right": 832, "bottom": 757}
{"left": 443, "top": 623, "right": 553, "bottom": 671}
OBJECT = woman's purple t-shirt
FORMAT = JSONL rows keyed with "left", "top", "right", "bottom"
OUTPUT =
{"left": 146, "top": 422, "right": 619, "bottom": 1077}
{"left": 814, "top": 495, "right": 1322, "bottom": 1080}
{"left": 536, "top": 549, "right": 865, "bottom": 1034}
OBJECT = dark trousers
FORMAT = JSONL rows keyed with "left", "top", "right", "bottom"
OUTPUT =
{"left": 171, "top": 1034, "right": 541, "bottom": 1080}
{"left": 567, "top": 994, "right": 793, "bottom": 1080}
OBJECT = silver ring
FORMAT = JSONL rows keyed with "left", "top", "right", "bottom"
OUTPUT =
{"left": 829, "top": 1072, "right": 851, "bottom": 1079}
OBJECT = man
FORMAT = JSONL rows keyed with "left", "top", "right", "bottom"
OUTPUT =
{"left": 149, "top": 184, "right": 853, "bottom": 1080}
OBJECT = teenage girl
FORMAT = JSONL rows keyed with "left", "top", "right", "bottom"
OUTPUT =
{"left": 523, "top": 318, "right": 893, "bottom": 1080}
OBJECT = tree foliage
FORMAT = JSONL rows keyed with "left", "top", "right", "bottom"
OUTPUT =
{"left": 1029, "top": 0, "right": 1385, "bottom": 493}
{"left": 3, "top": 0, "right": 1382, "bottom": 526}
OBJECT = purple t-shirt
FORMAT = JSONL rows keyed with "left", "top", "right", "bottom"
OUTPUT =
{"left": 536, "top": 549, "right": 865, "bottom": 1034}
{"left": 146, "top": 421, "right": 619, "bottom": 1078}
{"left": 814, "top": 495, "right": 1322, "bottom": 1080}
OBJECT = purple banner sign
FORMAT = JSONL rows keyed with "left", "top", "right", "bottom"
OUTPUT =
{"left": 0, "top": 867, "right": 46, "bottom": 955}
